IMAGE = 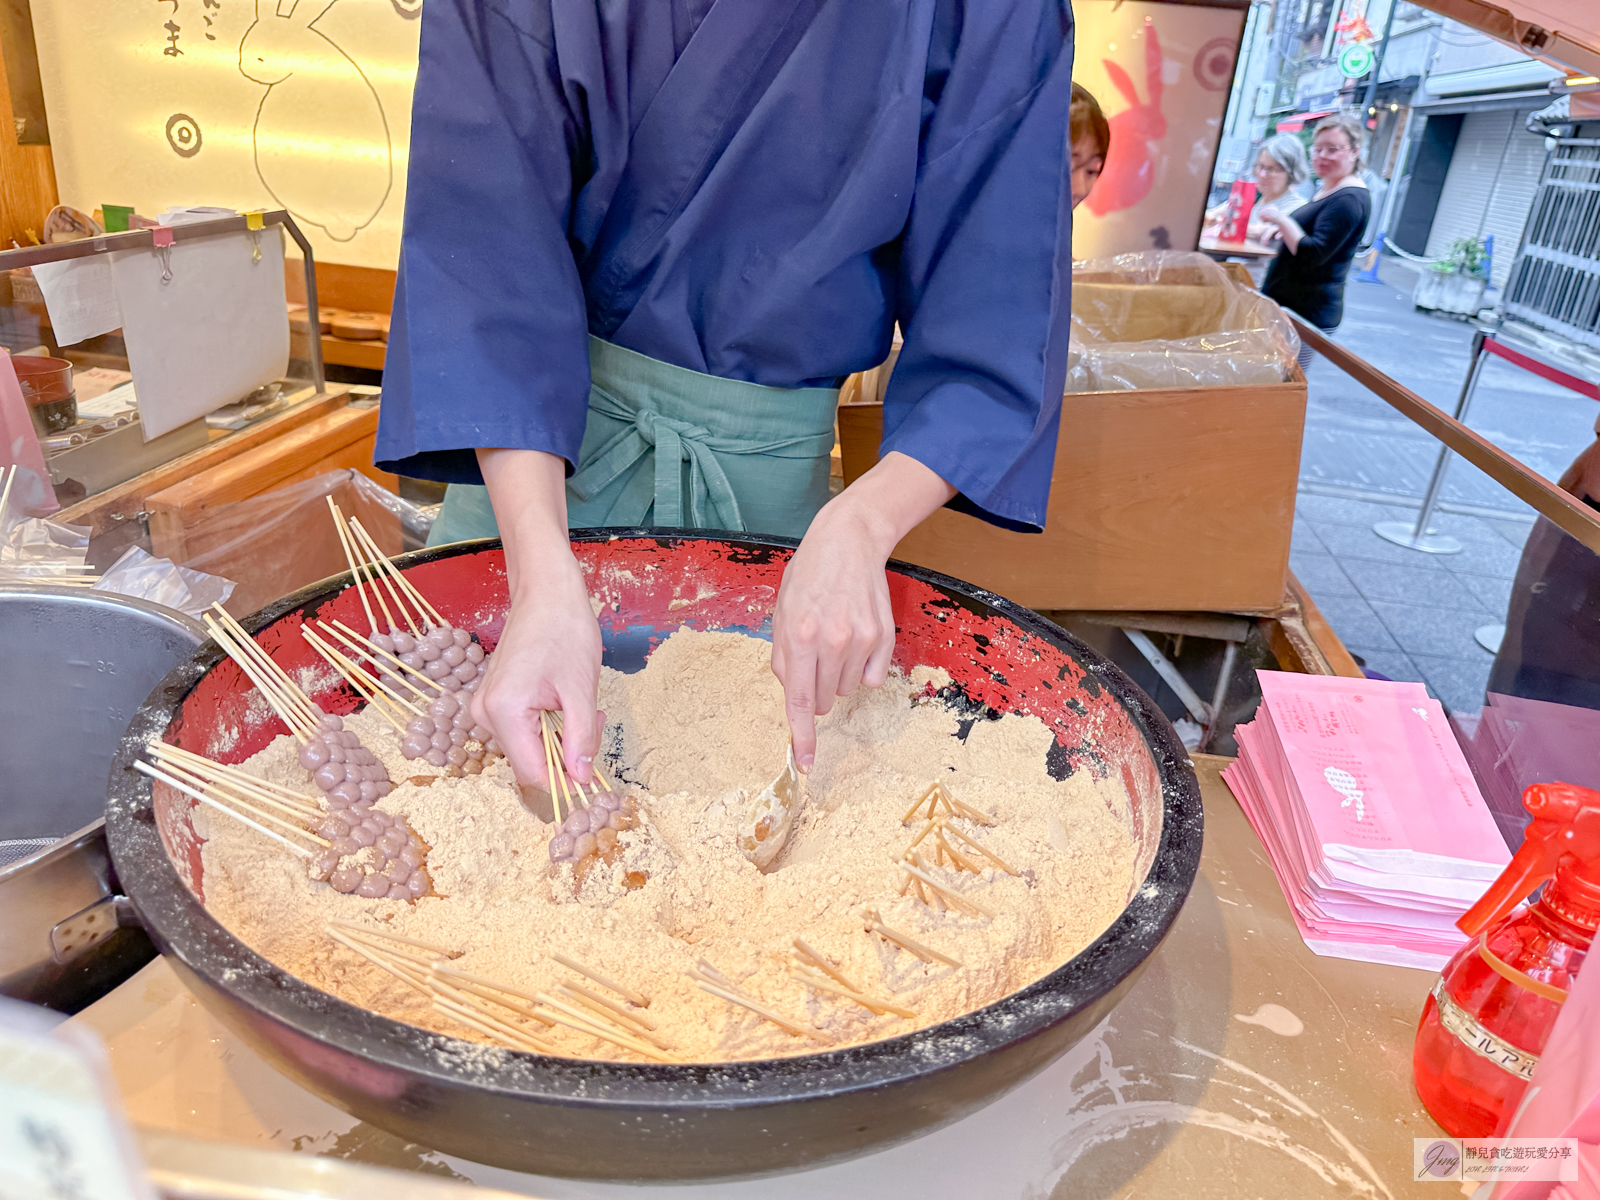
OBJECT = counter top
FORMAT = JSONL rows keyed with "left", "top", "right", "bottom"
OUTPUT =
{"left": 71, "top": 756, "right": 1452, "bottom": 1198}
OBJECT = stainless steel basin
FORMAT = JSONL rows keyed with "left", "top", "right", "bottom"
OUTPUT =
{"left": 0, "top": 586, "right": 205, "bottom": 1011}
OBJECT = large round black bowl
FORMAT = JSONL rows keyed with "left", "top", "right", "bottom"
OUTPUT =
{"left": 105, "top": 532, "right": 1202, "bottom": 1181}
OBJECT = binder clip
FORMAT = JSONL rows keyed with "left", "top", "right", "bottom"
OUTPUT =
{"left": 151, "top": 225, "right": 175, "bottom": 282}
{"left": 246, "top": 210, "right": 265, "bottom": 262}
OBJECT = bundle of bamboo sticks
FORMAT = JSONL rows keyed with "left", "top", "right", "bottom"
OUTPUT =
{"left": 324, "top": 924, "right": 674, "bottom": 1062}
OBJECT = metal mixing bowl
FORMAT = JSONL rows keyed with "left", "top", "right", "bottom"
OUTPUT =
{"left": 0, "top": 586, "right": 204, "bottom": 1011}
{"left": 105, "top": 532, "right": 1203, "bottom": 1181}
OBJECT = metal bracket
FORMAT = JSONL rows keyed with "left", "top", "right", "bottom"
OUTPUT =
{"left": 50, "top": 894, "right": 137, "bottom": 965}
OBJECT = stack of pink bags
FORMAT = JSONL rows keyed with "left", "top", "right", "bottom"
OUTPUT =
{"left": 1224, "top": 673, "right": 1512, "bottom": 971}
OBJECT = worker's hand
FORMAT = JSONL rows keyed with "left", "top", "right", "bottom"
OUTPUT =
{"left": 470, "top": 551, "right": 603, "bottom": 789}
{"left": 772, "top": 451, "right": 956, "bottom": 771}
{"left": 469, "top": 447, "right": 601, "bottom": 789}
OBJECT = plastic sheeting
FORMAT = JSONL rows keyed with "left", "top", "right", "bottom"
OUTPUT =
{"left": 166, "top": 469, "right": 435, "bottom": 617}
{"left": 1067, "top": 251, "right": 1300, "bottom": 393}
{"left": 92, "top": 546, "right": 235, "bottom": 617}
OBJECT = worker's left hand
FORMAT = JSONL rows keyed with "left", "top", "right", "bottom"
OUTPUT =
{"left": 771, "top": 451, "right": 956, "bottom": 772}
{"left": 771, "top": 499, "right": 898, "bottom": 774}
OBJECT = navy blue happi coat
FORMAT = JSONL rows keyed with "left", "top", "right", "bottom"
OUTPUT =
{"left": 376, "top": 0, "right": 1075, "bottom": 531}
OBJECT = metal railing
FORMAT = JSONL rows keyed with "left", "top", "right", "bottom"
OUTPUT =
{"left": 1290, "top": 315, "right": 1600, "bottom": 555}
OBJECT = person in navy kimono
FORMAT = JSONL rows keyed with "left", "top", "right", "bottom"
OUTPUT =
{"left": 376, "top": 1, "right": 1076, "bottom": 790}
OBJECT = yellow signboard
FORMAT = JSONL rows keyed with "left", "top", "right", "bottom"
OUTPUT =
{"left": 31, "top": 0, "right": 422, "bottom": 270}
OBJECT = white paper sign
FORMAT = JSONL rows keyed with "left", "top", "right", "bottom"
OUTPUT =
{"left": 30, "top": 257, "right": 124, "bottom": 347}
{"left": 109, "top": 229, "right": 290, "bottom": 441}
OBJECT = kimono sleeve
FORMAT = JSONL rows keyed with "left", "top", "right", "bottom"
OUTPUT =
{"left": 375, "top": 0, "right": 593, "bottom": 483}
{"left": 878, "top": 0, "right": 1075, "bottom": 533}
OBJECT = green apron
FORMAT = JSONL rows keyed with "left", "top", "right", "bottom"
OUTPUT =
{"left": 428, "top": 337, "right": 839, "bottom": 546}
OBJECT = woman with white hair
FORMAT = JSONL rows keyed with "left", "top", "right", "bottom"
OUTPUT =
{"left": 1205, "top": 134, "right": 1308, "bottom": 240}
{"left": 1248, "top": 134, "right": 1310, "bottom": 241}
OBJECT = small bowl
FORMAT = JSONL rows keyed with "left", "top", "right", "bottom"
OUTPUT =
{"left": 13, "top": 355, "right": 78, "bottom": 434}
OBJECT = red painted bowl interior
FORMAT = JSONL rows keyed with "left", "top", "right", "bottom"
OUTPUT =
{"left": 153, "top": 539, "right": 1164, "bottom": 906}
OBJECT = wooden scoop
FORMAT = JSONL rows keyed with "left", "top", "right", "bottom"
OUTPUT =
{"left": 738, "top": 740, "right": 801, "bottom": 872}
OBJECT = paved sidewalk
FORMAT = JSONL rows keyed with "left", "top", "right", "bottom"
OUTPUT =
{"left": 1284, "top": 257, "right": 1598, "bottom": 713}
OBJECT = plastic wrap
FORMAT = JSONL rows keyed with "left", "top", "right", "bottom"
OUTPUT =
{"left": 164, "top": 469, "right": 435, "bottom": 616}
{"left": 92, "top": 546, "right": 235, "bottom": 616}
{"left": 1067, "top": 251, "right": 1300, "bottom": 393}
{"left": 0, "top": 500, "right": 94, "bottom": 582}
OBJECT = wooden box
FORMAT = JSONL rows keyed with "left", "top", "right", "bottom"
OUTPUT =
{"left": 837, "top": 367, "right": 1307, "bottom": 613}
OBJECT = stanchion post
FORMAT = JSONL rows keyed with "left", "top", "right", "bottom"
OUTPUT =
{"left": 1372, "top": 328, "right": 1491, "bottom": 554}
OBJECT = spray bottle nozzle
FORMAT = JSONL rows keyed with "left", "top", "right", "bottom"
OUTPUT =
{"left": 1458, "top": 782, "right": 1600, "bottom": 938}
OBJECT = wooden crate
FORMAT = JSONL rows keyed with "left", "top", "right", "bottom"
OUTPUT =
{"left": 837, "top": 369, "right": 1307, "bottom": 613}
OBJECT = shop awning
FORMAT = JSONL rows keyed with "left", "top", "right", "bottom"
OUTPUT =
{"left": 1273, "top": 109, "right": 1334, "bottom": 132}
{"left": 1418, "top": 0, "right": 1599, "bottom": 78}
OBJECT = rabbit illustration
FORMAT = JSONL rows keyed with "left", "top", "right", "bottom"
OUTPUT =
{"left": 239, "top": 0, "right": 393, "bottom": 241}
{"left": 1084, "top": 21, "right": 1167, "bottom": 217}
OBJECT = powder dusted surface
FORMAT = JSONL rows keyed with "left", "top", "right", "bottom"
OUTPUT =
{"left": 197, "top": 630, "right": 1139, "bottom": 1064}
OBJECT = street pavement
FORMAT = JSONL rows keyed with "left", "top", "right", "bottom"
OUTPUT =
{"left": 1289, "top": 257, "right": 1599, "bottom": 713}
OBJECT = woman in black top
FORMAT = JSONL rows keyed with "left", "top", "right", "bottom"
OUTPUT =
{"left": 1260, "top": 116, "right": 1372, "bottom": 371}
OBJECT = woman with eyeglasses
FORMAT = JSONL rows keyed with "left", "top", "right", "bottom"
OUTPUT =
{"left": 1205, "top": 134, "right": 1308, "bottom": 242}
{"left": 1258, "top": 116, "right": 1371, "bottom": 372}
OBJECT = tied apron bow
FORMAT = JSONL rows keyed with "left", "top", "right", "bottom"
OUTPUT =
{"left": 567, "top": 384, "right": 833, "bottom": 532}
{"left": 424, "top": 337, "right": 839, "bottom": 546}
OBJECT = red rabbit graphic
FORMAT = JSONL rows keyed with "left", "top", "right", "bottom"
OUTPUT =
{"left": 1084, "top": 21, "right": 1167, "bottom": 216}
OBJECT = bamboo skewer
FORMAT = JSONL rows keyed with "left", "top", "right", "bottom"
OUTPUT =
{"left": 203, "top": 605, "right": 324, "bottom": 742}
{"left": 301, "top": 625, "right": 417, "bottom": 730}
{"left": 558, "top": 981, "right": 661, "bottom": 1033}
{"left": 901, "top": 781, "right": 995, "bottom": 827}
{"left": 136, "top": 760, "right": 313, "bottom": 859}
{"left": 0, "top": 464, "right": 16, "bottom": 523}
{"left": 552, "top": 954, "right": 650, "bottom": 1007}
{"left": 897, "top": 854, "right": 996, "bottom": 919}
{"left": 532, "top": 993, "right": 674, "bottom": 1060}
{"left": 430, "top": 961, "right": 544, "bottom": 1007}
{"left": 789, "top": 968, "right": 917, "bottom": 1019}
{"left": 148, "top": 744, "right": 322, "bottom": 819}
{"left": 321, "top": 621, "right": 438, "bottom": 702}
{"left": 550, "top": 710, "right": 615, "bottom": 793}
{"left": 350, "top": 516, "right": 445, "bottom": 628}
{"left": 328, "top": 497, "right": 380, "bottom": 636}
{"left": 690, "top": 962, "right": 831, "bottom": 1045}
{"left": 326, "top": 920, "right": 460, "bottom": 959}
{"left": 940, "top": 822, "right": 1017, "bottom": 875}
{"left": 209, "top": 605, "right": 323, "bottom": 728}
{"left": 790, "top": 939, "right": 915, "bottom": 1019}
{"left": 328, "top": 929, "right": 432, "bottom": 994}
{"left": 863, "top": 909, "right": 964, "bottom": 969}
{"left": 331, "top": 501, "right": 412, "bottom": 635}
{"left": 323, "top": 926, "right": 557, "bottom": 1053}
{"left": 531, "top": 1001, "right": 673, "bottom": 1062}
{"left": 152, "top": 757, "right": 329, "bottom": 846}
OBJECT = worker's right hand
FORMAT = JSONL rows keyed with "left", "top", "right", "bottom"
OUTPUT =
{"left": 469, "top": 447, "right": 602, "bottom": 790}
{"left": 470, "top": 548, "right": 603, "bottom": 789}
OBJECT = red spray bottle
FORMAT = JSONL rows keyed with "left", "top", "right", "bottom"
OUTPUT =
{"left": 1413, "top": 782, "right": 1600, "bottom": 1136}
